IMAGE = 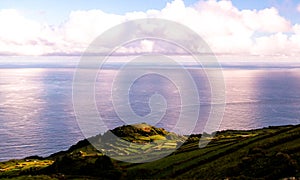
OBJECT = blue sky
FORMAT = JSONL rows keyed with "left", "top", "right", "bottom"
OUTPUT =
{"left": 1, "top": 0, "right": 299, "bottom": 25}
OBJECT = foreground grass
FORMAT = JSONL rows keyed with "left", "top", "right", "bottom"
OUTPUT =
{"left": 1, "top": 124, "right": 300, "bottom": 179}
{"left": 0, "top": 159, "right": 53, "bottom": 178}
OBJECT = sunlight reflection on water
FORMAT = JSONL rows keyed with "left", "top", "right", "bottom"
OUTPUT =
{"left": 0, "top": 66, "right": 300, "bottom": 161}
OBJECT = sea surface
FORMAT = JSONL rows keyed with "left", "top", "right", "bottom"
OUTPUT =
{"left": 0, "top": 57, "right": 300, "bottom": 161}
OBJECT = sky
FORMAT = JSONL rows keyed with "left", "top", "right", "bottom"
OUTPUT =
{"left": 0, "top": 0, "right": 300, "bottom": 60}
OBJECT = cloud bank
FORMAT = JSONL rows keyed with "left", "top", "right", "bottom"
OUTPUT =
{"left": 0, "top": 0, "right": 299, "bottom": 58}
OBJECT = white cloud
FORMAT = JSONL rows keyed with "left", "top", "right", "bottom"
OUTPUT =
{"left": 0, "top": 9, "right": 49, "bottom": 55}
{"left": 242, "top": 8, "right": 291, "bottom": 33}
{"left": 297, "top": 4, "right": 300, "bottom": 12}
{"left": 155, "top": 0, "right": 292, "bottom": 56}
{"left": 140, "top": 40, "right": 155, "bottom": 52}
{"left": 252, "top": 33, "right": 290, "bottom": 56}
{"left": 0, "top": 0, "right": 299, "bottom": 58}
{"left": 62, "top": 10, "right": 123, "bottom": 45}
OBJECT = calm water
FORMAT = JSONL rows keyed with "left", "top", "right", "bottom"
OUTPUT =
{"left": 0, "top": 58, "right": 300, "bottom": 161}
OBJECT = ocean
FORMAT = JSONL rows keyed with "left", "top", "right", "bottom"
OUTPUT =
{"left": 0, "top": 57, "right": 300, "bottom": 161}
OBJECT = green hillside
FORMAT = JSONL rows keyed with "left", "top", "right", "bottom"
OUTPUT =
{"left": 1, "top": 124, "right": 300, "bottom": 179}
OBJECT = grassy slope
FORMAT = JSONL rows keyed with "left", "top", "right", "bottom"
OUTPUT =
{"left": 1, "top": 124, "right": 300, "bottom": 179}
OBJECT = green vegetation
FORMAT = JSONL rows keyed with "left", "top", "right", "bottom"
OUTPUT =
{"left": 1, "top": 124, "right": 300, "bottom": 179}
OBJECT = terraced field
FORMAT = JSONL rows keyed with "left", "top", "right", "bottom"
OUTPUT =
{"left": 1, "top": 124, "right": 300, "bottom": 179}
